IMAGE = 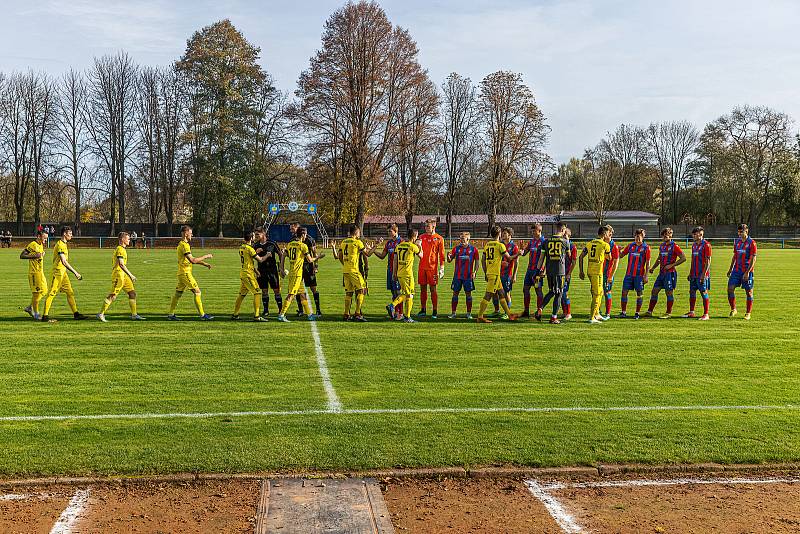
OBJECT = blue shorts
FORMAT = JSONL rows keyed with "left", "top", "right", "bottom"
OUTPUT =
{"left": 451, "top": 278, "right": 475, "bottom": 293}
{"left": 524, "top": 270, "right": 543, "bottom": 288}
{"left": 501, "top": 275, "right": 514, "bottom": 294}
{"left": 603, "top": 273, "right": 615, "bottom": 292}
{"left": 622, "top": 275, "right": 645, "bottom": 292}
{"left": 386, "top": 271, "right": 400, "bottom": 292}
{"left": 689, "top": 277, "right": 710, "bottom": 293}
{"left": 728, "top": 271, "right": 754, "bottom": 290}
{"left": 653, "top": 272, "right": 677, "bottom": 291}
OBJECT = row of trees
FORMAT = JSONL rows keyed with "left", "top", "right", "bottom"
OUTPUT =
{"left": 2, "top": 1, "right": 799, "bottom": 236}
{"left": 554, "top": 107, "right": 800, "bottom": 230}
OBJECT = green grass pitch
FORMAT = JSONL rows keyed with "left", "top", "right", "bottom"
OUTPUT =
{"left": 0, "top": 243, "right": 798, "bottom": 477}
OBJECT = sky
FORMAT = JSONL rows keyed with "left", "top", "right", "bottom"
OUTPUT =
{"left": 1, "top": 0, "right": 799, "bottom": 162}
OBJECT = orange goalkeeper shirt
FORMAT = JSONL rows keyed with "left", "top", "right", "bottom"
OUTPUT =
{"left": 418, "top": 232, "right": 445, "bottom": 272}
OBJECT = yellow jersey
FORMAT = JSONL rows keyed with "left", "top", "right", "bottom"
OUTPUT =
{"left": 338, "top": 237, "right": 365, "bottom": 274}
{"left": 239, "top": 243, "right": 257, "bottom": 277}
{"left": 395, "top": 241, "right": 420, "bottom": 277}
{"left": 483, "top": 240, "right": 507, "bottom": 276}
{"left": 177, "top": 240, "right": 192, "bottom": 274}
{"left": 285, "top": 240, "right": 309, "bottom": 277}
{"left": 25, "top": 240, "right": 45, "bottom": 275}
{"left": 112, "top": 245, "right": 127, "bottom": 274}
{"left": 585, "top": 238, "right": 611, "bottom": 276}
{"left": 52, "top": 239, "right": 69, "bottom": 273}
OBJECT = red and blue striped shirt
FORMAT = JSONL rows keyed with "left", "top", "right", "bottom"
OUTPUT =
{"left": 690, "top": 240, "right": 712, "bottom": 278}
{"left": 604, "top": 241, "right": 620, "bottom": 278}
{"left": 622, "top": 242, "right": 650, "bottom": 277}
{"left": 733, "top": 237, "right": 757, "bottom": 272}
{"left": 657, "top": 241, "right": 682, "bottom": 274}
{"left": 384, "top": 237, "right": 403, "bottom": 275}
{"left": 450, "top": 244, "right": 478, "bottom": 279}
{"left": 565, "top": 242, "right": 577, "bottom": 273}
{"left": 526, "top": 237, "right": 544, "bottom": 272}
{"left": 501, "top": 241, "right": 519, "bottom": 276}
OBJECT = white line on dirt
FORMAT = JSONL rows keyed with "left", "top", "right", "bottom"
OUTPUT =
{"left": 49, "top": 488, "right": 89, "bottom": 534}
{"left": 309, "top": 321, "right": 342, "bottom": 413}
{"left": 525, "top": 480, "right": 584, "bottom": 533}
{"left": 539, "top": 476, "right": 800, "bottom": 491}
{"left": 0, "top": 403, "right": 795, "bottom": 423}
{"left": 0, "top": 493, "right": 31, "bottom": 500}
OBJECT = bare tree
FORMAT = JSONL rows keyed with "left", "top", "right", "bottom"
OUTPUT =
{"left": 0, "top": 72, "right": 55, "bottom": 233}
{"left": 54, "top": 69, "right": 89, "bottom": 234}
{"left": 86, "top": 52, "right": 139, "bottom": 234}
{"left": 598, "top": 123, "right": 650, "bottom": 209}
{"left": 646, "top": 120, "right": 699, "bottom": 223}
{"left": 576, "top": 147, "right": 624, "bottom": 224}
{"left": 478, "top": 71, "right": 550, "bottom": 232}
{"left": 135, "top": 66, "right": 165, "bottom": 234}
{"left": 439, "top": 72, "right": 477, "bottom": 238}
{"left": 389, "top": 76, "right": 439, "bottom": 233}
{"left": 295, "top": 1, "right": 427, "bottom": 230}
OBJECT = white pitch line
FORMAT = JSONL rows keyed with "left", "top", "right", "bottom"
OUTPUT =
{"left": 525, "top": 480, "right": 584, "bottom": 533}
{"left": 309, "top": 321, "right": 342, "bottom": 413}
{"left": 0, "top": 403, "right": 795, "bottom": 423}
{"left": 0, "top": 493, "right": 31, "bottom": 500}
{"left": 539, "top": 476, "right": 800, "bottom": 491}
{"left": 50, "top": 489, "right": 89, "bottom": 534}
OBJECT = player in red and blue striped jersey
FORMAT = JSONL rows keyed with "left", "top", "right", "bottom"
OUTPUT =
{"left": 645, "top": 227, "right": 686, "bottom": 319}
{"left": 682, "top": 226, "right": 712, "bottom": 320}
{"left": 602, "top": 226, "right": 620, "bottom": 320}
{"left": 617, "top": 229, "right": 651, "bottom": 319}
{"left": 373, "top": 223, "right": 404, "bottom": 320}
{"left": 447, "top": 232, "right": 479, "bottom": 319}
{"left": 727, "top": 223, "right": 757, "bottom": 320}
{"left": 493, "top": 227, "right": 520, "bottom": 316}
{"left": 520, "top": 222, "right": 545, "bottom": 318}
{"left": 560, "top": 227, "right": 578, "bottom": 320}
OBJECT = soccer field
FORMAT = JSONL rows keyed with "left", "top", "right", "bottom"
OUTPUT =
{"left": 0, "top": 245, "right": 798, "bottom": 477}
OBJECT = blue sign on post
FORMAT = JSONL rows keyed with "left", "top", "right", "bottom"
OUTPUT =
{"left": 269, "top": 204, "right": 280, "bottom": 215}
{"left": 307, "top": 204, "right": 317, "bottom": 214}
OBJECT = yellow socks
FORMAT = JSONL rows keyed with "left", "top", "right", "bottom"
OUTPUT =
{"left": 253, "top": 294, "right": 261, "bottom": 317}
{"left": 344, "top": 295, "right": 352, "bottom": 315}
{"left": 100, "top": 298, "right": 113, "bottom": 314}
{"left": 193, "top": 293, "right": 205, "bottom": 316}
{"left": 478, "top": 298, "right": 490, "bottom": 318}
{"left": 66, "top": 294, "right": 78, "bottom": 313}
{"left": 234, "top": 294, "right": 245, "bottom": 315}
{"left": 168, "top": 292, "right": 181, "bottom": 314}
{"left": 129, "top": 299, "right": 137, "bottom": 316}
{"left": 355, "top": 293, "right": 364, "bottom": 315}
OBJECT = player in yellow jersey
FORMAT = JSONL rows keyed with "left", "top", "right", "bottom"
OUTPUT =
{"left": 97, "top": 232, "right": 143, "bottom": 322}
{"left": 579, "top": 225, "right": 613, "bottom": 324}
{"left": 331, "top": 226, "right": 376, "bottom": 322}
{"left": 386, "top": 229, "right": 423, "bottom": 323}
{"left": 232, "top": 230, "right": 272, "bottom": 322}
{"left": 476, "top": 226, "right": 518, "bottom": 323}
{"left": 167, "top": 225, "right": 214, "bottom": 321}
{"left": 277, "top": 227, "right": 323, "bottom": 322}
{"left": 19, "top": 228, "right": 49, "bottom": 320}
{"left": 41, "top": 226, "right": 87, "bottom": 323}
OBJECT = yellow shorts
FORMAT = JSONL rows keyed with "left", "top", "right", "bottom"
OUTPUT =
{"left": 486, "top": 274, "right": 503, "bottom": 293}
{"left": 28, "top": 272, "right": 47, "bottom": 295}
{"left": 110, "top": 272, "right": 135, "bottom": 295}
{"left": 238, "top": 274, "right": 261, "bottom": 295}
{"left": 397, "top": 275, "right": 415, "bottom": 296}
{"left": 48, "top": 271, "right": 73, "bottom": 297}
{"left": 176, "top": 272, "right": 199, "bottom": 292}
{"left": 286, "top": 273, "right": 305, "bottom": 295}
{"left": 343, "top": 272, "right": 366, "bottom": 292}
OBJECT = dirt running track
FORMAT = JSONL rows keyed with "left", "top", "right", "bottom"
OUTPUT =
{"left": 2, "top": 473, "right": 800, "bottom": 533}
